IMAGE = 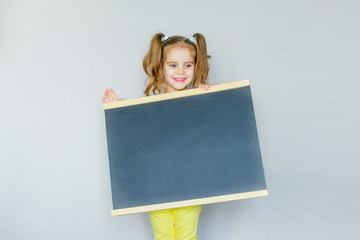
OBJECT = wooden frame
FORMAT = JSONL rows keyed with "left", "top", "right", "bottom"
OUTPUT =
{"left": 103, "top": 80, "right": 268, "bottom": 216}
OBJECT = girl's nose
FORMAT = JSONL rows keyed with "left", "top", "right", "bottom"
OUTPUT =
{"left": 177, "top": 66, "right": 185, "bottom": 74}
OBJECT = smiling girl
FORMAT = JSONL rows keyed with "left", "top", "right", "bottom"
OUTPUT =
{"left": 103, "top": 33, "right": 211, "bottom": 240}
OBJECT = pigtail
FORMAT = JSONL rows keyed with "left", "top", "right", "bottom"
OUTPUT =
{"left": 143, "top": 33, "right": 165, "bottom": 96}
{"left": 192, "top": 33, "right": 210, "bottom": 88}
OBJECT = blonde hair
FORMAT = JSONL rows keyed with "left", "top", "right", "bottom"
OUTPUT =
{"left": 143, "top": 33, "right": 210, "bottom": 96}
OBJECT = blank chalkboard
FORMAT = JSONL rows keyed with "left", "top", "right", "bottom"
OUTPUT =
{"left": 103, "top": 80, "right": 267, "bottom": 216}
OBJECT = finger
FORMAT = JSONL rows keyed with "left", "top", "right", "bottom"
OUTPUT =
{"left": 199, "top": 83, "right": 209, "bottom": 90}
{"left": 105, "top": 89, "right": 115, "bottom": 102}
{"left": 103, "top": 90, "right": 108, "bottom": 102}
{"left": 104, "top": 89, "right": 110, "bottom": 99}
{"left": 109, "top": 89, "right": 118, "bottom": 101}
{"left": 105, "top": 90, "right": 111, "bottom": 102}
{"left": 104, "top": 89, "right": 113, "bottom": 102}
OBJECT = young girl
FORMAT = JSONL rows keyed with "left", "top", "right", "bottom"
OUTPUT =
{"left": 102, "top": 32, "right": 211, "bottom": 240}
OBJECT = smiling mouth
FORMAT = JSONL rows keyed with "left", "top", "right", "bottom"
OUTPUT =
{"left": 173, "top": 78, "right": 187, "bottom": 82}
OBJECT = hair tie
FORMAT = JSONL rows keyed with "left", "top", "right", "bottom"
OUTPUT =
{"left": 161, "top": 34, "right": 169, "bottom": 42}
{"left": 190, "top": 36, "right": 196, "bottom": 45}
{"left": 161, "top": 33, "right": 196, "bottom": 45}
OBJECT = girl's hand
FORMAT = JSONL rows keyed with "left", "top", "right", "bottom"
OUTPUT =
{"left": 102, "top": 89, "right": 124, "bottom": 103}
{"left": 198, "top": 83, "right": 212, "bottom": 91}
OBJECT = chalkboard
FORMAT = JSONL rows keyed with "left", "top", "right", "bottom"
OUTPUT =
{"left": 103, "top": 80, "right": 267, "bottom": 216}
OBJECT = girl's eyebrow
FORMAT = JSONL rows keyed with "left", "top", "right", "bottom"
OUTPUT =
{"left": 166, "top": 61, "right": 194, "bottom": 64}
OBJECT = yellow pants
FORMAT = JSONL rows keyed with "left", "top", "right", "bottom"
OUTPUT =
{"left": 149, "top": 205, "right": 202, "bottom": 240}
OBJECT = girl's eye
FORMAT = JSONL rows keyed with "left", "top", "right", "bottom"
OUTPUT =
{"left": 186, "top": 64, "right": 192, "bottom": 68}
{"left": 170, "top": 64, "right": 176, "bottom": 67}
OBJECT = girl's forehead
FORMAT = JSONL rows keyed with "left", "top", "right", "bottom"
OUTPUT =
{"left": 163, "top": 45, "right": 195, "bottom": 60}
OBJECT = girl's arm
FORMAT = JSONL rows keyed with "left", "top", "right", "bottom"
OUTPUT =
{"left": 102, "top": 89, "right": 124, "bottom": 103}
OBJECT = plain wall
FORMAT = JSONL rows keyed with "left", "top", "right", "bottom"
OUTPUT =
{"left": 1, "top": 0, "right": 359, "bottom": 239}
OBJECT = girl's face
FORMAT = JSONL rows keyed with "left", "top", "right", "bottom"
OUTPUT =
{"left": 163, "top": 45, "right": 195, "bottom": 93}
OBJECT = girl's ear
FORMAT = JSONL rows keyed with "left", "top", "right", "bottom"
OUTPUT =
{"left": 193, "top": 33, "right": 210, "bottom": 87}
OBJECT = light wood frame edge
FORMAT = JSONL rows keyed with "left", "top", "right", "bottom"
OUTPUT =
{"left": 111, "top": 189, "right": 267, "bottom": 216}
{"left": 103, "top": 80, "right": 250, "bottom": 110}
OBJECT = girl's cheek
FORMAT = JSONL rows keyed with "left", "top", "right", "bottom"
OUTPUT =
{"left": 187, "top": 68, "right": 195, "bottom": 74}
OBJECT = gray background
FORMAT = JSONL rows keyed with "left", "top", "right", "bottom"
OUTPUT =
{"left": 1, "top": 0, "right": 359, "bottom": 239}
